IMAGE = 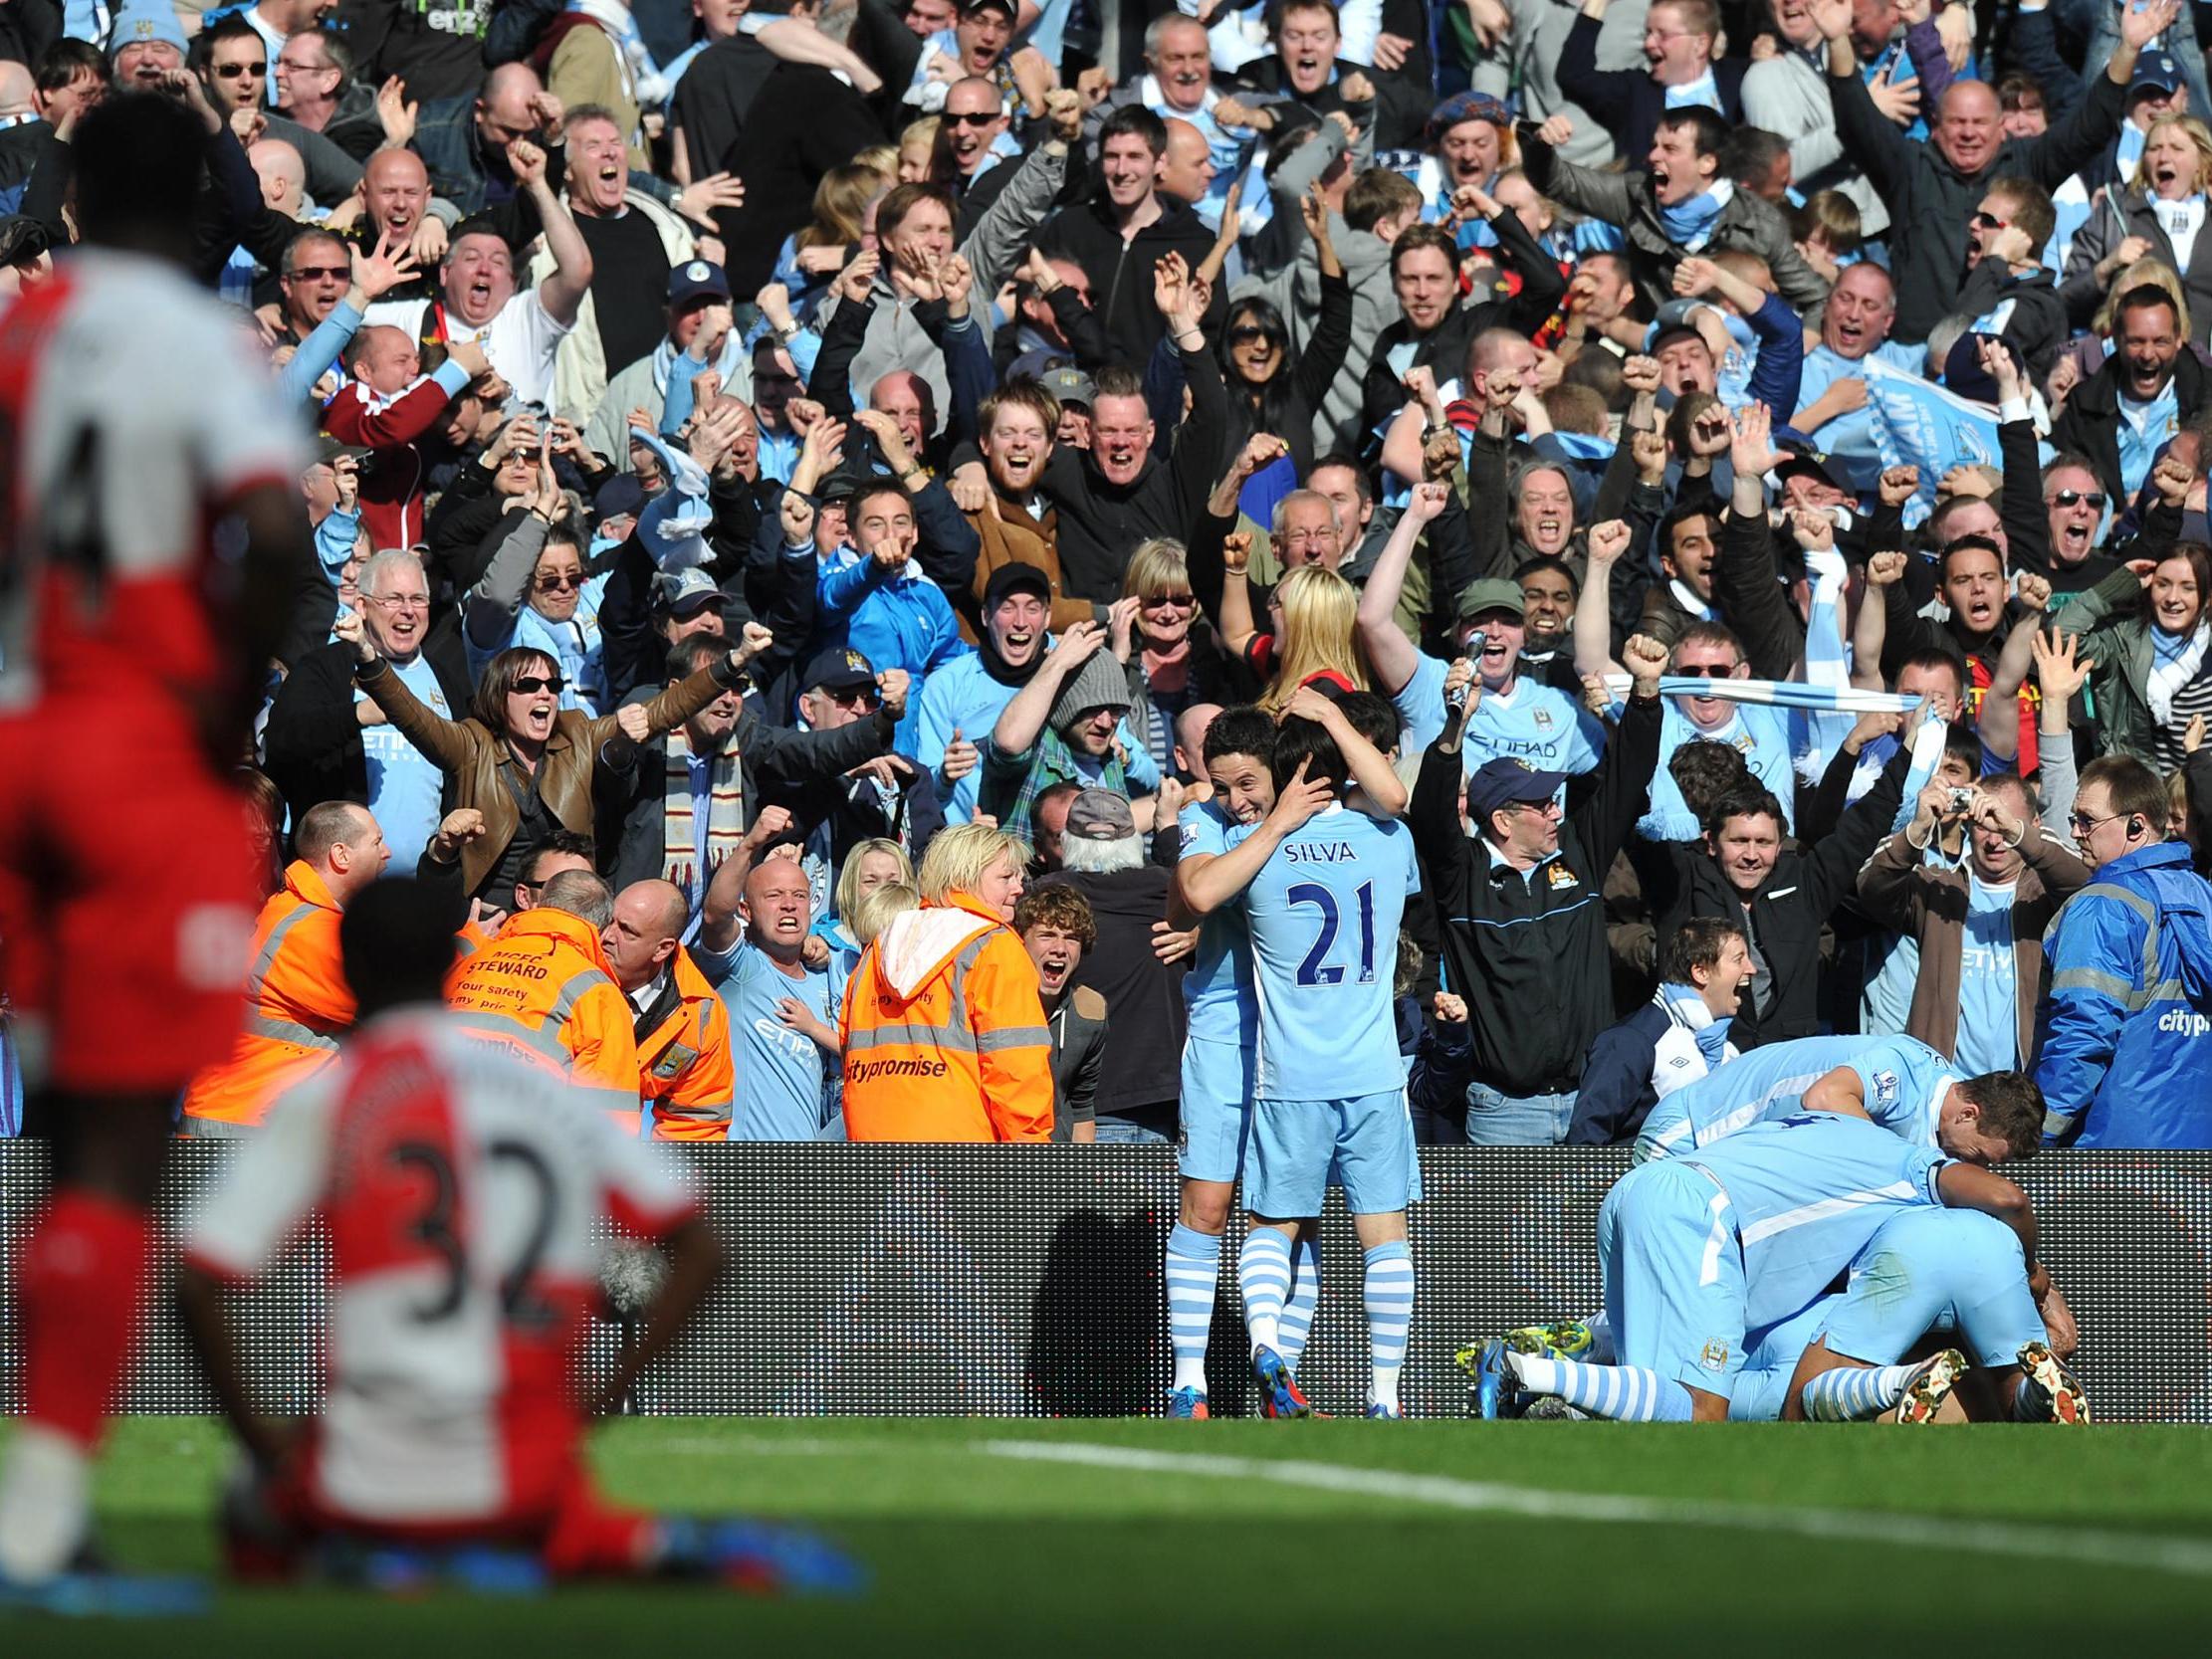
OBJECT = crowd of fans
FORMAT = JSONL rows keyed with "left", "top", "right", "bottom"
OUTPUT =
{"left": 3, "top": 0, "right": 2212, "bottom": 1150}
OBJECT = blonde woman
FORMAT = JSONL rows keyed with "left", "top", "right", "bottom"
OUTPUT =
{"left": 840, "top": 821, "right": 1053, "bottom": 1142}
{"left": 1215, "top": 538, "right": 1370, "bottom": 713}
{"left": 820, "top": 837, "right": 916, "bottom": 973}
{"left": 2064, "top": 115, "right": 2212, "bottom": 341}
{"left": 1109, "top": 537, "right": 1237, "bottom": 773}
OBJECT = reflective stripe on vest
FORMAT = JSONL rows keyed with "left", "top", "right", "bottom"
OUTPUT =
{"left": 242, "top": 902, "right": 341, "bottom": 1053}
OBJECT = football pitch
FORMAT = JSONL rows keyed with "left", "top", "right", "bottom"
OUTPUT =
{"left": 10, "top": 1415, "right": 2212, "bottom": 1651}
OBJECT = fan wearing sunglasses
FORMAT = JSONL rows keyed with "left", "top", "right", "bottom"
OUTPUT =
{"left": 1216, "top": 187, "right": 1352, "bottom": 486}
{"left": 465, "top": 443, "right": 607, "bottom": 716}
{"left": 2039, "top": 458, "right": 2121, "bottom": 591}
{"left": 342, "top": 600, "right": 778, "bottom": 905}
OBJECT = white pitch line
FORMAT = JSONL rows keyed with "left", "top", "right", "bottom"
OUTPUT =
{"left": 981, "top": 1440, "right": 2212, "bottom": 1580}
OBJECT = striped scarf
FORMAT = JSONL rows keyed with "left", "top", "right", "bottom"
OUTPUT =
{"left": 662, "top": 725, "right": 745, "bottom": 901}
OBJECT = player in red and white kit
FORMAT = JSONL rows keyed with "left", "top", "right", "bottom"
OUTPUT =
{"left": 175, "top": 883, "right": 857, "bottom": 1592}
{"left": 0, "top": 93, "right": 317, "bottom": 1585}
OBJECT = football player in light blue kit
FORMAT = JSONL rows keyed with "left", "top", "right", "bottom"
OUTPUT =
{"left": 1727, "top": 1205, "right": 2090, "bottom": 1425}
{"left": 1168, "top": 699, "right": 1410, "bottom": 1419}
{"left": 1635, "top": 1032, "right": 2018, "bottom": 1165}
{"left": 1486, "top": 1112, "right": 2044, "bottom": 1421}
{"left": 1230, "top": 712, "right": 1423, "bottom": 1419}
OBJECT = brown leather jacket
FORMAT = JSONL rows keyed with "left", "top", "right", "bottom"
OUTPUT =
{"left": 358, "top": 651, "right": 743, "bottom": 895}
{"left": 962, "top": 491, "right": 1094, "bottom": 642}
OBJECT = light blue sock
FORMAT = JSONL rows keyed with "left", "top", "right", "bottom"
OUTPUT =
{"left": 1275, "top": 1233, "right": 1321, "bottom": 1372}
{"left": 1363, "top": 1241, "right": 1415, "bottom": 1413}
{"left": 1801, "top": 1363, "right": 1919, "bottom": 1422}
{"left": 1164, "top": 1224, "right": 1223, "bottom": 1395}
{"left": 1511, "top": 1354, "right": 1695, "bottom": 1422}
{"left": 1239, "top": 1229, "right": 1292, "bottom": 1356}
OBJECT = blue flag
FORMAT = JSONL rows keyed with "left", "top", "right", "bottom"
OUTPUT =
{"left": 1862, "top": 359, "right": 2005, "bottom": 529}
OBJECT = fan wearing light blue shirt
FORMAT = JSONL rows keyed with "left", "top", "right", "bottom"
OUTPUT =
{"left": 1495, "top": 1112, "right": 2043, "bottom": 1421}
{"left": 696, "top": 852, "right": 847, "bottom": 1141}
{"left": 1358, "top": 489, "right": 1606, "bottom": 786}
{"left": 1230, "top": 713, "right": 1423, "bottom": 1420}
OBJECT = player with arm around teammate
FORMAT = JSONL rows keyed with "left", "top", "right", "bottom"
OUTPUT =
{"left": 173, "top": 881, "right": 860, "bottom": 1591}
{"left": 1226, "top": 712, "right": 1424, "bottom": 1420}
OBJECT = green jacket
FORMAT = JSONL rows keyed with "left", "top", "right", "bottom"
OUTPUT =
{"left": 2051, "top": 565, "right": 2161, "bottom": 768}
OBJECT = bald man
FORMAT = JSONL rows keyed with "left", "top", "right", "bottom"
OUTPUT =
{"left": 701, "top": 852, "right": 847, "bottom": 1141}
{"left": 413, "top": 60, "right": 564, "bottom": 227}
{"left": 604, "top": 878, "right": 736, "bottom": 1140}
{"left": 249, "top": 137, "right": 307, "bottom": 216}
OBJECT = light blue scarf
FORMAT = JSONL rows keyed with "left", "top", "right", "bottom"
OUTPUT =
{"left": 1658, "top": 180, "right": 1734, "bottom": 251}
{"left": 1659, "top": 984, "right": 1734, "bottom": 1069}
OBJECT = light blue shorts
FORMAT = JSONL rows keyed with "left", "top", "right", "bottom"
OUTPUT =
{"left": 1245, "top": 1090, "right": 1415, "bottom": 1219}
{"left": 1823, "top": 1208, "right": 2044, "bottom": 1367}
{"left": 1179, "top": 1035, "right": 1254, "bottom": 1183}
{"left": 1728, "top": 1295, "right": 1840, "bottom": 1421}
{"left": 1600, "top": 1159, "right": 1746, "bottom": 1398}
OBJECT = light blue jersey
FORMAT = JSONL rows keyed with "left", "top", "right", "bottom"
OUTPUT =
{"left": 1954, "top": 875, "right": 2021, "bottom": 1073}
{"left": 1178, "top": 800, "right": 1257, "bottom": 1044}
{"left": 1638, "top": 1033, "right": 1956, "bottom": 1161}
{"left": 1237, "top": 804, "right": 1419, "bottom": 1100}
{"left": 705, "top": 940, "right": 848, "bottom": 1141}
{"left": 1391, "top": 655, "right": 1605, "bottom": 785}
{"left": 1687, "top": 1114, "right": 1952, "bottom": 1330}
{"left": 359, "top": 654, "right": 450, "bottom": 871}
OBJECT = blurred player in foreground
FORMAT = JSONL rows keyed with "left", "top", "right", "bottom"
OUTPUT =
{"left": 173, "top": 881, "right": 861, "bottom": 1592}
{"left": 0, "top": 92, "right": 315, "bottom": 1590}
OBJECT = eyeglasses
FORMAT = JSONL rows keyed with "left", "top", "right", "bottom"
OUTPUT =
{"left": 944, "top": 110, "right": 999, "bottom": 126}
{"left": 1140, "top": 592, "right": 1196, "bottom": 610}
{"left": 363, "top": 593, "right": 430, "bottom": 610}
{"left": 279, "top": 56, "right": 332, "bottom": 75}
{"left": 535, "top": 573, "right": 583, "bottom": 592}
{"left": 1971, "top": 211, "right": 2009, "bottom": 231}
{"left": 215, "top": 61, "right": 268, "bottom": 78}
{"left": 1228, "top": 325, "right": 1279, "bottom": 345}
{"left": 284, "top": 265, "right": 347, "bottom": 282}
{"left": 511, "top": 675, "right": 566, "bottom": 696}
{"left": 1282, "top": 530, "right": 1340, "bottom": 546}
{"left": 2051, "top": 490, "right": 2108, "bottom": 511}
{"left": 2068, "top": 809, "right": 2123, "bottom": 835}
{"left": 1671, "top": 663, "right": 1736, "bottom": 679}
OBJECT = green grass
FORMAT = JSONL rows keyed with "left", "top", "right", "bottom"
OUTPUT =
{"left": 10, "top": 1416, "right": 2212, "bottom": 1653}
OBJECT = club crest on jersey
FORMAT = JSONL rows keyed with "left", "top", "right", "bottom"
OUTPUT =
{"left": 1545, "top": 865, "right": 1579, "bottom": 890}
{"left": 1532, "top": 708, "right": 1554, "bottom": 730}
{"left": 1699, "top": 1341, "right": 1731, "bottom": 1372}
{"left": 1870, "top": 1070, "right": 1900, "bottom": 1110}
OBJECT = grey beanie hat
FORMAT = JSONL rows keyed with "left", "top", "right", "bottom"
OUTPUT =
{"left": 1048, "top": 648, "right": 1133, "bottom": 734}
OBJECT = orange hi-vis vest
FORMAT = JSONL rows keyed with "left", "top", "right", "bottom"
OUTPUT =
{"left": 839, "top": 895, "right": 1054, "bottom": 1142}
{"left": 181, "top": 861, "right": 354, "bottom": 1132}
{"left": 445, "top": 908, "right": 641, "bottom": 1124}
{"left": 641, "top": 946, "right": 737, "bottom": 1141}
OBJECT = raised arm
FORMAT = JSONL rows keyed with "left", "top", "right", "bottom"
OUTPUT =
{"left": 699, "top": 805, "right": 798, "bottom": 954}
{"left": 507, "top": 137, "right": 593, "bottom": 326}
{"left": 991, "top": 619, "right": 1109, "bottom": 762}
{"left": 1355, "top": 480, "right": 1449, "bottom": 697}
{"left": 1575, "top": 518, "right": 1633, "bottom": 679}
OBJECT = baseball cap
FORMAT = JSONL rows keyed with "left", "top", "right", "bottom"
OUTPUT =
{"left": 983, "top": 560, "right": 1053, "bottom": 608}
{"left": 1456, "top": 576, "right": 1525, "bottom": 623}
{"left": 1038, "top": 364, "right": 1094, "bottom": 409}
{"left": 1644, "top": 298, "right": 1711, "bottom": 355}
{"left": 1065, "top": 788, "right": 1137, "bottom": 841}
{"left": 1773, "top": 438, "right": 1846, "bottom": 495}
{"left": 315, "top": 436, "right": 373, "bottom": 468}
{"left": 1464, "top": 757, "right": 1567, "bottom": 824}
{"left": 655, "top": 567, "right": 726, "bottom": 615}
{"left": 668, "top": 259, "right": 731, "bottom": 308}
{"left": 802, "top": 645, "right": 877, "bottom": 696}
{"left": 963, "top": 0, "right": 1018, "bottom": 17}
{"left": 817, "top": 468, "right": 863, "bottom": 507}
{"left": 593, "top": 475, "right": 645, "bottom": 522}
{"left": 2132, "top": 50, "right": 2185, "bottom": 94}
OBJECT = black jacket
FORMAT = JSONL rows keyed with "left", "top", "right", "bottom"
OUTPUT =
{"left": 607, "top": 700, "right": 898, "bottom": 890}
{"left": 1034, "top": 190, "right": 1225, "bottom": 369}
{"left": 262, "top": 627, "right": 476, "bottom": 835}
{"left": 1639, "top": 741, "right": 1912, "bottom": 1049}
{"left": 1036, "top": 866, "right": 1186, "bottom": 1117}
{"left": 1563, "top": 998, "right": 1678, "bottom": 1146}
{"left": 1953, "top": 260, "right": 2069, "bottom": 382}
{"left": 715, "top": 63, "right": 886, "bottom": 295}
{"left": 1230, "top": 51, "right": 1428, "bottom": 152}
{"left": 1037, "top": 335, "right": 1230, "bottom": 603}
{"left": 1411, "top": 693, "right": 1662, "bottom": 1097}
{"left": 2049, "top": 349, "right": 2210, "bottom": 510}
{"left": 1556, "top": 12, "right": 1746, "bottom": 165}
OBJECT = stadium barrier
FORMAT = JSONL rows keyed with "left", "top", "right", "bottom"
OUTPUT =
{"left": 3, "top": 1143, "right": 2208, "bottom": 1423}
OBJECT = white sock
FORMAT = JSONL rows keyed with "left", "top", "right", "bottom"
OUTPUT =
{"left": 1239, "top": 1228, "right": 1292, "bottom": 1356}
{"left": 0, "top": 1425, "right": 91, "bottom": 1582}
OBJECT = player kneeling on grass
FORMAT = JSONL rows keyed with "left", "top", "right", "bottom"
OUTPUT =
{"left": 174, "top": 880, "right": 860, "bottom": 1592}
{"left": 1730, "top": 1205, "right": 2088, "bottom": 1425}
{"left": 1469, "top": 1111, "right": 2046, "bottom": 1423}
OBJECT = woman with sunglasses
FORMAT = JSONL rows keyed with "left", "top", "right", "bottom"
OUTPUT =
{"left": 1107, "top": 538, "right": 1240, "bottom": 775}
{"left": 463, "top": 448, "right": 607, "bottom": 714}
{"left": 2051, "top": 532, "right": 2212, "bottom": 775}
{"left": 1216, "top": 187, "right": 1353, "bottom": 495}
{"left": 338, "top": 612, "right": 778, "bottom": 905}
